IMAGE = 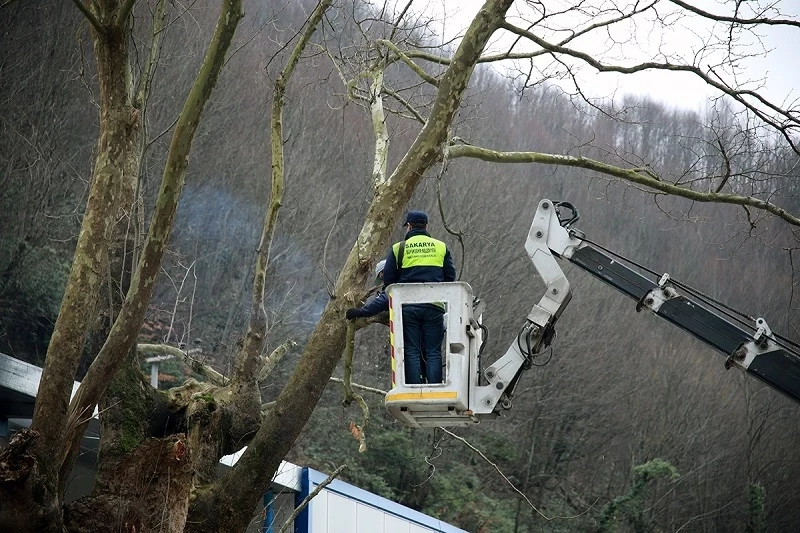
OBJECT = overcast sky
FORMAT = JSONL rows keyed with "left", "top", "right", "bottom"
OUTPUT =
{"left": 395, "top": 0, "right": 799, "bottom": 112}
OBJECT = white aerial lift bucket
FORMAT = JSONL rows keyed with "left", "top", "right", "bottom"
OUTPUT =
{"left": 385, "top": 282, "right": 483, "bottom": 427}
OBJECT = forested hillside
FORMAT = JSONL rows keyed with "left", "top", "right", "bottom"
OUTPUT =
{"left": 1, "top": 0, "right": 798, "bottom": 532}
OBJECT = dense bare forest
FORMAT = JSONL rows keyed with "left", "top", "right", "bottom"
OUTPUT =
{"left": 1, "top": 0, "right": 799, "bottom": 532}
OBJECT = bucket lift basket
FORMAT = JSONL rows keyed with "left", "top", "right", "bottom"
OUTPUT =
{"left": 385, "top": 282, "right": 484, "bottom": 427}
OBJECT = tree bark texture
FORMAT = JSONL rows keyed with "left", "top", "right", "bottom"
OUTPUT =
{"left": 63, "top": 0, "right": 244, "bottom": 475}
{"left": 0, "top": 1, "right": 243, "bottom": 532}
{"left": 184, "top": 1, "right": 515, "bottom": 532}
{"left": 63, "top": 435, "right": 193, "bottom": 533}
{"left": 1, "top": 5, "right": 139, "bottom": 531}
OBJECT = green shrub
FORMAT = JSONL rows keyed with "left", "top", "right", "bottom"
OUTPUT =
{"left": 746, "top": 483, "right": 766, "bottom": 533}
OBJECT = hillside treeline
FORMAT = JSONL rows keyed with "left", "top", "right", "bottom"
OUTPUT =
{"left": 1, "top": 1, "right": 798, "bottom": 531}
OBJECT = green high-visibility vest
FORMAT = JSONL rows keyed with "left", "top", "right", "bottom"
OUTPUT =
{"left": 393, "top": 235, "right": 447, "bottom": 268}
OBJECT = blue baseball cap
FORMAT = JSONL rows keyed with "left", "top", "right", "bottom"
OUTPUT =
{"left": 403, "top": 210, "right": 428, "bottom": 226}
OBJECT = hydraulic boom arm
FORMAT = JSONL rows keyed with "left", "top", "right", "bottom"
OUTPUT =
{"left": 485, "top": 199, "right": 800, "bottom": 414}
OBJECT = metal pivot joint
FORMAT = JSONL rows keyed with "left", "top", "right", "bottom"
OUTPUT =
{"left": 474, "top": 200, "right": 585, "bottom": 415}
{"left": 636, "top": 277, "right": 679, "bottom": 313}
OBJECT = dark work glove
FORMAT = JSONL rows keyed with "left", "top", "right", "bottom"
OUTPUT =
{"left": 346, "top": 308, "right": 364, "bottom": 320}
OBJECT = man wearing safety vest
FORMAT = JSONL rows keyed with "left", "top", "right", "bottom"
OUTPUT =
{"left": 381, "top": 211, "right": 456, "bottom": 384}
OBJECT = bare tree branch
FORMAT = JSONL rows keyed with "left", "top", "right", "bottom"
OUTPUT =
{"left": 369, "top": 68, "right": 389, "bottom": 188}
{"left": 445, "top": 143, "right": 800, "bottom": 226}
{"left": 329, "top": 377, "right": 388, "bottom": 396}
{"left": 134, "top": 0, "right": 168, "bottom": 109}
{"left": 401, "top": 48, "right": 547, "bottom": 66}
{"left": 388, "top": 0, "right": 414, "bottom": 43}
{"left": 341, "top": 323, "right": 368, "bottom": 452}
{"left": 382, "top": 86, "right": 426, "bottom": 124}
{"left": 714, "top": 137, "right": 733, "bottom": 193}
{"left": 233, "top": 0, "right": 333, "bottom": 383}
{"left": 376, "top": 39, "right": 440, "bottom": 86}
{"left": 498, "top": 21, "right": 800, "bottom": 152}
{"left": 138, "top": 343, "right": 226, "bottom": 386}
{"left": 667, "top": 0, "right": 800, "bottom": 27}
{"left": 277, "top": 465, "right": 347, "bottom": 533}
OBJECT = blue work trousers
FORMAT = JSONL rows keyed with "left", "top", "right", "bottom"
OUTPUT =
{"left": 402, "top": 304, "right": 445, "bottom": 384}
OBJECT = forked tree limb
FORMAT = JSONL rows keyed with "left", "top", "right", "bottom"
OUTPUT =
{"left": 63, "top": 0, "right": 245, "bottom": 471}
{"left": 71, "top": 0, "right": 105, "bottom": 34}
{"left": 233, "top": 0, "right": 334, "bottom": 383}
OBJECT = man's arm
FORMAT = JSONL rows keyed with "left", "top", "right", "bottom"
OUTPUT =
{"left": 360, "top": 292, "right": 388, "bottom": 316}
{"left": 346, "top": 292, "right": 388, "bottom": 320}
{"left": 443, "top": 248, "right": 456, "bottom": 282}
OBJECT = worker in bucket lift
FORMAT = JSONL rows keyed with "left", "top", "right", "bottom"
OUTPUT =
{"left": 345, "top": 260, "right": 389, "bottom": 320}
{"left": 381, "top": 211, "right": 456, "bottom": 384}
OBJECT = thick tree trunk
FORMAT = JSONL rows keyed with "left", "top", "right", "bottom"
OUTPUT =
{"left": 66, "top": 49, "right": 143, "bottom": 497}
{"left": 62, "top": 0, "right": 244, "bottom": 480}
{"left": 69, "top": 373, "right": 260, "bottom": 531}
{"left": 0, "top": 12, "right": 139, "bottom": 531}
{"left": 0, "top": 1, "right": 243, "bottom": 532}
{"left": 63, "top": 435, "right": 193, "bottom": 533}
{"left": 185, "top": 2, "right": 515, "bottom": 531}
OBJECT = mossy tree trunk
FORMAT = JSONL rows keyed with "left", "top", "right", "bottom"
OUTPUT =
{"left": 184, "top": 2, "right": 515, "bottom": 532}
{"left": 0, "top": 3, "right": 139, "bottom": 531}
{"left": 0, "top": 1, "right": 243, "bottom": 532}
